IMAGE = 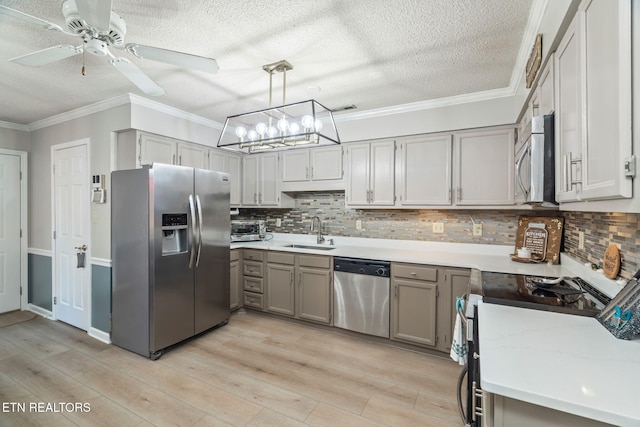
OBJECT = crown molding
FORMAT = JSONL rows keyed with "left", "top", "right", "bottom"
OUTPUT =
{"left": 0, "top": 120, "right": 29, "bottom": 131}
{"left": 333, "top": 87, "right": 515, "bottom": 122}
{"left": 27, "top": 94, "right": 132, "bottom": 131}
{"left": 128, "top": 93, "right": 223, "bottom": 130}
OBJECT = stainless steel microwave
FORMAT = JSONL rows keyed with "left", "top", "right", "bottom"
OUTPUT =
{"left": 231, "top": 220, "right": 265, "bottom": 242}
{"left": 515, "top": 113, "right": 557, "bottom": 206}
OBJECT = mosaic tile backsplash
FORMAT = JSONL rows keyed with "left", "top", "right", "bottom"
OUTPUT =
{"left": 237, "top": 191, "right": 640, "bottom": 280}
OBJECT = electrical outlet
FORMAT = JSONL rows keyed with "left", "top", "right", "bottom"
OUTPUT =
{"left": 433, "top": 222, "right": 444, "bottom": 233}
{"left": 473, "top": 223, "right": 483, "bottom": 236}
{"left": 356, "top": 220, "right": 362, "bottom": 230}
{"left": 578, "top": 231, "right": 585, "bottom": 250}
{"left": 276, "top": 218, "right": 282, "bottom": 227}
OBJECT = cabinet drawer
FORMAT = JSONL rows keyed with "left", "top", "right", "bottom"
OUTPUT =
{"left": 230, "top": 249, "right": 240, "bottom": 262}
{"left": 243, "top": 291, "right": 264, "bottom": 309}
{"left": 392, "top": 264, "right": 438, "bottom": 281}
{"left": 243, "top": 276, "right": 263, "bottom": 293}
{"left": 267, "top": 251, "right": 295, "bottom": 265}
{"left": 298, "top": 255, "right": 331, "bottom": 269}
{"left": 243, "top": 260, "right": 263, "bottom": 277}
{"left": 243, "top": 249, "right": 264, "bottom": 261}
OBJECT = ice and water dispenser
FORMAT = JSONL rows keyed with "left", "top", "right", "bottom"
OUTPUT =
{"left": 161, "top": 213, "right": 188, "bottom": 255}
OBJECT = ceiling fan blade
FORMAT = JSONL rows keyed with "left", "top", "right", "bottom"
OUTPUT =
{"left": 125, "top": 44, "right": 219, "bottom": 74}
{"left": 74, "top": 0, "right": 113, "bottom": 33}
{"left": 110, "top": 57, "right": 165, "bottom": 96}
{"left": 10, "top": 45, "right": 81, "bottom": 67}
{"left": 0, "top": 5, "right": 67, "bottom": 33}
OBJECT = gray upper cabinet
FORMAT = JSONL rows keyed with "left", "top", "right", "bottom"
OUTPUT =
{"left": 280, "top": 146, "right": 344, "bottom": 192}
{"left": 555, "top": 0, "right": 633, "bottom": 203}
{"left": 345, "top": 140, "right": 396, "bottom": 207}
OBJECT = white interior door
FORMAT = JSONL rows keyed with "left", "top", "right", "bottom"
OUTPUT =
{"left": 0, "top": 154, "right": 21, "bottom": 313}
{"left": 53, "top": 142, "right": 90, "bottom": 330}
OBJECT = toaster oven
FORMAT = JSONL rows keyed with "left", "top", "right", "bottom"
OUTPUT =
{"left": 231, "top": 220, "right": 266, "bottom": 242}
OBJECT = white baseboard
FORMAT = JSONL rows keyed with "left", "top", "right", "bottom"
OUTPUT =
{"left": 28, "top": 304, "right": 53, "bottom": 319}
{"left": 88, "top": 327, "right": 111, "bottom": 344}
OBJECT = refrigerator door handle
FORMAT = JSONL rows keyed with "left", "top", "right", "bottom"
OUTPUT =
{"left": 195, "top": 194, "right": 203, "bottom": 267}
{"left": 188, "top": 194, "right": 197, "bottom": 269}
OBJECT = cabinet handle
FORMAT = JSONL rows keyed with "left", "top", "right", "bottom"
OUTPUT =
{"left": 394, "top": 284, "right": 398, "bottom": 298}
{"left": 410, "top": 272, "right": 417, "bottom": 276}
{"left": 258, "top": 192, "right": 262, "bottom": 204}
{"left": 290, "top": 271, "right": 293, "bottom": 285}
{"left": 179, "top": 155, "right": 182, "bottom": 165}
{"left": 448, "top": 187, "right": 452, "bottom": 202}
{"left": 456, "top": 187, "right": 462, "bottom": 201}
{"left": 172, "top": 154, "right": 176, "bottom": 165}
{"left": 298, "top": 272, "right": 302, "bottom": 286}
{"left": 306, "top": 166, "right": 309, "bottom": 179}
{"left": 254, "top": 193, "right": 257, "bottom": 204}
{"left": 311, "top": 166, "right": 314, "bottom": 178}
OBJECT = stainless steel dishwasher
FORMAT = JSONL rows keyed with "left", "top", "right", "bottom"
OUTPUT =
{"left": 333, "top": 257, "right": 391, "bottom": 338}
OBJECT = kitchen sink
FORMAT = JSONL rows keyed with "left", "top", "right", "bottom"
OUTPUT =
{"left": 282, "top": 244, "right": 336, "bottom": 251}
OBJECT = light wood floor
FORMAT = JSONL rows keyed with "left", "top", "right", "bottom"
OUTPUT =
{"left": 0, "top": 310, "right": 464, "bottom": 426}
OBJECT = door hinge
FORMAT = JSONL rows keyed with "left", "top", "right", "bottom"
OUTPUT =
{"left": 20, "top": 286, "right": 22, "bottom": 296}
{"left": 20, "top": 170, "right": 23, "bottom": 180}
{"left": 436, "top": 288, "right": 440, "bottom": 297}
{"left": 53, "top": 231, "right": 56, "bottom": 239}
{"left": 435, "top": 335, "right": 439, "bottom": 343}
{"left": 54, "top": 296, "right": 57, "bottom": 305}
{"left": 624, "top": 155, "right": 636, "bottom": 178}
{"left": 52, "top": 165, "right": 55, "bottom": 174}
{"left": 20, "top": 229, "right": 23, "bottom": 238}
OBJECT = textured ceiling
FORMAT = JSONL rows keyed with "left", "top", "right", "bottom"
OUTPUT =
{"left": 0, "top": 0, "right": 534, "bottom": 126}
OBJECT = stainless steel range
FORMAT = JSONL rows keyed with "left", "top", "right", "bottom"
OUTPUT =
{"left": 481, "top": 271, "right": 611, "bottom": 316}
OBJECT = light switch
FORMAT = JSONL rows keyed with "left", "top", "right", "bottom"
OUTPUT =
{"left": 433, "top": 222, "right": 444, "bottom": 233}
{"left": 356, "top": 220, "right": 362, "bottom": 230}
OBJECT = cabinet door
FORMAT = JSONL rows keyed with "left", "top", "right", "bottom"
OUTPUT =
{"left": 209, "top": 149, "right": 226, "bottom": 172}
{"left": 398, "top": 135, "right": 452, "bottom": 206}
{"left": 139, "top": 133, "right": 177, "bottom": 166}
{"left": 281, "top": 150, "right": 310, "bottom": 182}
{"left": 266, "top": 263, "right": 295, "bottom": 316}
{"left": 538, "top": 54, "right": 555, "bottom": 116}
{"left": 391, "top": 279, "right": 437, "bottom": 347}
{"left": 241, "top": 156, "right": 259, "bottom": 206}
{"left": 370, "top": 140, "right": 395, "bottom": 205}
{"left": 310, "top": 146, "right": 343, "bottom": 181}
{"left": 230, "top": 258, "right": 241, "bottom": 310}
{"left": 345, "top": 143, "right": 370, "bottom": 205}
{"left": 177, "top": 143, "right": 208, "bottom": 168}
{"left": 297, "top": 267, "right": 332, "bottom": 324}
{"left": 259, "top": 153, "right": 279, "bottom": 206}
{"left": 455, "top": 129, "right": 514, "bottom": 205}
{"left": 555, "top": 17, "right": 582, "bottom": 202}
{"left": 442, "top": 268, "right": 471, "bottom": 352}
{"left": 579, "top": 0, "right": 632, "bottom": 200}
{"left": 226, "top": 153, "right": 242, "bottom": 207}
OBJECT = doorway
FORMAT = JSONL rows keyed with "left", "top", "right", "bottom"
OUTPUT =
{"left": 52, "top": 140, "right": 91, "bottom": 330}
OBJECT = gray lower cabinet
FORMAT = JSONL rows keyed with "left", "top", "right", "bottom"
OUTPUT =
{"left": 266, "top": 252, "right": 296, "bottom": 316}
{"left": 266, "top": 252, "right": 332, "bottom": 324}
{"left": 243, "top": 249, "right": 265, "bottom": 310}
{"left": 391, "top": 263, "right": 438, "bottom": 347}
{"left": 230, "top": 249, "right": 242, "bottom": 310}
{"left": 297, "top": 255, "right": 332, "bottom": 324}
{"left": 391, "top": 263, "right": 470, "bottom": 352}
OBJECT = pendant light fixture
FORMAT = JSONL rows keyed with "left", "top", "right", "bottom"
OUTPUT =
{"left": 216, "top": 60, "right": 340, "bottom": 154}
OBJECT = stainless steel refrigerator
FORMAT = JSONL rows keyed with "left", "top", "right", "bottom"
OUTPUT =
{"left": 111, "top": 163, "right": 230, "bottom": 359}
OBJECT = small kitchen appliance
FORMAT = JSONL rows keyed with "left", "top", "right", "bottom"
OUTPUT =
{"left": 231, "top": 220, "right": 266, "bottom": 242}
{"left": 515, "top": 113, "right": 556, "bottom": 206}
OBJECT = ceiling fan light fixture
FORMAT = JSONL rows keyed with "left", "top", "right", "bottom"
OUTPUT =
{"left": 217, "top": 60, "right": 340, "bottom": 154}
{"left": 85, "top": 38, "right": 107, "bottom": 56}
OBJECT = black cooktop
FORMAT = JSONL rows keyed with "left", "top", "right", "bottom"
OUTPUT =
{"left": 481, "top": 271, "right": 611, "bottom": 317}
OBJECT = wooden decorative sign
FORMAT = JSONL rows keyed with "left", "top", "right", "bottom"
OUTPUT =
{"left": 525, "top": 34, "right": 542, "bottom": 88}
{"left": 603, "top": 244, "right": 621, "bottom": 279}
{"left": 513, "top": 216, "right": 564, "bottom": 264}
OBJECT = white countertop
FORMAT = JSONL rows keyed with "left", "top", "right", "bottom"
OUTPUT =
{"left": 479, "top": 302, "right": 640, "bottom": 426}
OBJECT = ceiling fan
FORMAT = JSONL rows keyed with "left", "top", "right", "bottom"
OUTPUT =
{"left": 0, "top": 0, "right": 219, "bottom": 96}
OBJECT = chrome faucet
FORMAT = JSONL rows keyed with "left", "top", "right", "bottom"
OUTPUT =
{"left": 311, "top": 216, "right": 325, "bottom": 244}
